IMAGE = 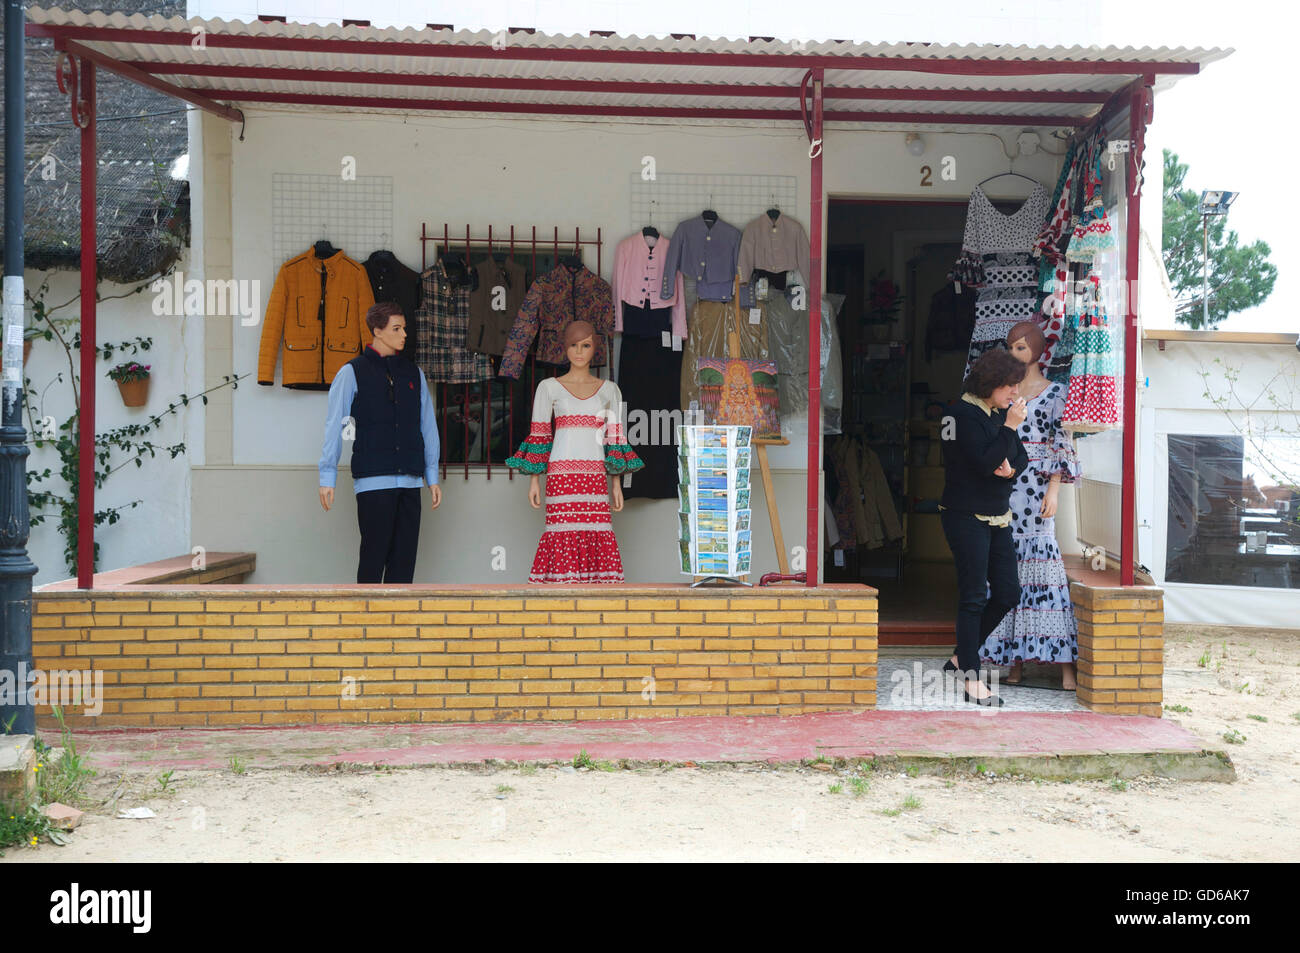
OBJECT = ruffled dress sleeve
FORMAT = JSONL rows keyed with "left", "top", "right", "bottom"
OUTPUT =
{"left": 505, "top": 378, "right": 554, "bottom": 474}
{"left": 1046, "top": 384, "right": 1081, "bottom": 483}
{"left": 602, "top": 381, "right": 644, "bottom": 474}
{"left": 948, "top": 190, "right": 986, "bottom": 289}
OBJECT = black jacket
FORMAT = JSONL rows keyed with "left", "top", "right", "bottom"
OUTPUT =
{"left": 363, "top": 251, "right": 422, "bottom": 353}
{"left": 939, "top": 397, "right": 1029, "bottom": 516}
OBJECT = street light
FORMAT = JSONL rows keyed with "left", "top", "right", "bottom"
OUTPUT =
{"left": 1198, "top": 189, "right": 1238, "bottom": 327}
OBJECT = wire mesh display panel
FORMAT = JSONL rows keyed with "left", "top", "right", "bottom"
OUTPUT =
{"left": 271, "top": 173, "right": 394, "bottom": 264}
{"left": 629, "top": 172, "right": 798, "bottom": 240}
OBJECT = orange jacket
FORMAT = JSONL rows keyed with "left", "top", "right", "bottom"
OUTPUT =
{"left": 258, "top": 249, "right": 375, "bottom": 389}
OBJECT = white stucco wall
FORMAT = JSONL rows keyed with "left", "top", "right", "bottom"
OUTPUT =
{"left": 25, "top": 250, "right": 204, "bottom": 587}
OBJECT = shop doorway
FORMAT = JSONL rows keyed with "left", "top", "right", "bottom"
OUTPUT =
{"left": 826, "top": 197, "right": 1019, "bottom": 644}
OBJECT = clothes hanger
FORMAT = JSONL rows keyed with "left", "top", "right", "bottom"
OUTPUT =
{"left": 560, "top": 247, "right": 583, "bottom": 269}
{"left": 642, "top": 201, "right": 659, "bottom": 241}
{"left": 977, "top": 166, "right": 1041, "bottom": 188}
{"left": 766, "top": 195, "right": 781, "bottom": 223}
{"left": 702, "top": 194, "right": 718, "bottom": 226}
{"left": 439, "top": 248, "right": 468, "bottom": 283}
{"left": 313, "top": 226, "right": 337, "bottom": 259}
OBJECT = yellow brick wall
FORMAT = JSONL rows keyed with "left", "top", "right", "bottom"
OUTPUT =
{"left": 31, "top": 587, "right": 878, "bottom": 727}
{"left": 1071, "top": 583, "right": 1164, "bottom": 717}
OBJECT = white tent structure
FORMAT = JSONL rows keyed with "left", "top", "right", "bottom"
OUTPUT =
{"left": 1140, "top": 330, "right": 1300, "bottom": 628}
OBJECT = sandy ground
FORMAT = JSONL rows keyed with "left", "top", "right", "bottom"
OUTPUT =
{"left": 6, "top": 625, "right": 1299, "bottom": 862}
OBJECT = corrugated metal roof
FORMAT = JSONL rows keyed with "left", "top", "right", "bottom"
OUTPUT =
{"left": 25, "top": 6, "right": 1231, "bottom": 129}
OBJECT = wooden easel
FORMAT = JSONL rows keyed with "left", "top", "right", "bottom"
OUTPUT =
{"left": 688, "top": 278, "right": 790, "bottom": 584}
{"left": 729, "top": 280, "right": 791, "bottom": 576}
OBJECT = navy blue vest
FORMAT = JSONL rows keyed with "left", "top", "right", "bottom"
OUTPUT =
{"left": 347, "top": 347, "right": 426, "bottom": 480}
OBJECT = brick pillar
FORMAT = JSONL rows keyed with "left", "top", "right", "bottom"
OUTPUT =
{"left": 1071, "top": 582, "right": 1164, "bottom": 716}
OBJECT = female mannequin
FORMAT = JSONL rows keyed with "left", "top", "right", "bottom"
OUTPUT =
{"left": 506, "top": 320, "right": 643, "bottom": 583}
{"left": 980, "top": 321, "right": 1082, "bottom": 689}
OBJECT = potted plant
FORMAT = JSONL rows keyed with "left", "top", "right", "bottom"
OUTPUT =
{"left": 107, "top": 361, "right": 152, "bottom": 407}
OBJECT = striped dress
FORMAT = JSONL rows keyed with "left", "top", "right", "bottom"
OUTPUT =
{"left": 506, "top": 377, "right": 643, "bottom": 583}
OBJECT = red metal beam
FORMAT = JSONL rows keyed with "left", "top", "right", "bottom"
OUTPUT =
{"left": 25, "top": 24, "right": 1202, "bottom": 75}
{"left": 60, "top": 39, "right": 244, "bottom": 124}
{"left": 806, "top": 70, "right": 824, "bottom": 588}
{"left": 177, "top": 88, "right": 1090, "bottom": 125}
{"left": 1121, "top": 79, "right": 1153, "bottom": 587}
{"left": 77, "top": 60, "right": 96, "bottom": 590}
{"left": 127, "top": 61, "right": 1113, "bottom": 103}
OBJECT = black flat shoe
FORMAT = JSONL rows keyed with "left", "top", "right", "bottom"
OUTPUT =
{"left": 943, "top": 659, "right": 958, "bottom": 673}
{"left": 964, "top": 686, "right": 1004, "bottom": 707}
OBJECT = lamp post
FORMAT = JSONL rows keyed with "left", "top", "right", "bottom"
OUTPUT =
{"left": 1198, "top": 189, "right": 1238, "bottom": 327}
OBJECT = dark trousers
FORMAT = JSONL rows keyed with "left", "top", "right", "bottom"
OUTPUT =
{"left": 355, "top": 487, "right": 421, "bottom": 583}
{"left": 940, "top": 509, "right": 1022, "bottom": 676}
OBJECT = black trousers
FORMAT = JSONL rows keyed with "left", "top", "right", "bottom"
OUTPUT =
{"left": 355, "top": 487, "right": 421, "bottom": 583}
{"left": 940, "top": 509, "right": 1022, "bottom": 676}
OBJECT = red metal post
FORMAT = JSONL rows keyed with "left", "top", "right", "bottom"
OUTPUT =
{"left": 806, "top": 68, "right": 824, "bottom": 588}
{"left": 1120, "top": 79, "right": 1152, "bottom": 587}
{"left": 77, "top": 60, "right": 96, "bottom": 589}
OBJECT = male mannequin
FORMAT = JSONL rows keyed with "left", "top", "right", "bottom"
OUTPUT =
{"left": 319, "top": 301, "right": 442, "bottom": 582}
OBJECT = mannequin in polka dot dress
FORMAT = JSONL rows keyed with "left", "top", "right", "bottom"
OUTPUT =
{"left": 506, "top": 320, "right": 643, "bottom": 583}
{"left": 980, "top": 321, "right": 1082, "bottom": 689}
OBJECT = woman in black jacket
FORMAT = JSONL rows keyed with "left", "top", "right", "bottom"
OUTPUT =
{"left": 940, "top": 349, "right": 1030, "bottom": 706}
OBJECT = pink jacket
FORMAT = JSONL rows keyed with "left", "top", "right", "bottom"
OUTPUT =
{"left": 610, "top": 233, "right": 687, "bottom": 338}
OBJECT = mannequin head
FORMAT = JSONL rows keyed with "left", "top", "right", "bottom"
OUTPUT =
{"left": 1006, "top": 320, "right": 1046, "bottom": 366}
{"left": 563, "top": 320, "right": 596, "bottom": 369}
{"left": 367, "top": 302, "right": 407, "bottom": 357}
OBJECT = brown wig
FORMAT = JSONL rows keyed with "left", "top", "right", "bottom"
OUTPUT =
{"left": 365, "top": 301, "right": 405, "bottom": 334}
{"left": 1006, "top": 320, "right": 1046, "bottom": 361}
{"left": 563, "top": 319, "right": 596, "bottom": 348}
{"left": 963, "top": 348, "right": 1028, "bottom": 398}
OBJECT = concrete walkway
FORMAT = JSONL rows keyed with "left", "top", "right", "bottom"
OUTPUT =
{"left": 44, "top": 710, "right": 1234, "bottom": 781}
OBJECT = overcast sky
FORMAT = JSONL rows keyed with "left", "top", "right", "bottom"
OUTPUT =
{"left": 197, "top": 0, "right": 1294, "bottom": 331}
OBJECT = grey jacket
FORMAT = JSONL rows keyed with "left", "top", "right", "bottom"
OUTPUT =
{"left": 661, "top": 214, "right": 746, "bottom": 304}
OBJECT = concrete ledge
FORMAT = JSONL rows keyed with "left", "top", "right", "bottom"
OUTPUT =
{"left": 42, "top": 710, "right": 1232, "bottom": 782}
{"left": 39, "top": 552, "right": 257, "bottom": 590}
{"left": 0, "top": 735, "right": 36, "bottom": 805}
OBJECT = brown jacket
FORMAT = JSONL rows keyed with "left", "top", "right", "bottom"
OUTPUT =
{"left": 466, "top": 257, "right": 526, "bottom": 357}
{"left": 258, "top": 249, "right": 375, "bottom": 389}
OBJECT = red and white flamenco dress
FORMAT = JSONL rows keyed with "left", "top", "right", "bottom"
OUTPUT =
{"left": 505, "top": 377, "right": 643, "bottom": 583}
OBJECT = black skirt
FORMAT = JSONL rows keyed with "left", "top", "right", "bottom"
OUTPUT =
{"left": 618, "top": 331, "right": 683, "bottom": 500}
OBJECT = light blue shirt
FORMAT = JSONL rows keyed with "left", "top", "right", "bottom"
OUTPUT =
{"left": 319, "top": 360, "right": 441, "bottom": 494}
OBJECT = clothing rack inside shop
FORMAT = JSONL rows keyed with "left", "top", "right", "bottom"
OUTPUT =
{"left": 419, "top": 223, "right": 605, "bottom": 481}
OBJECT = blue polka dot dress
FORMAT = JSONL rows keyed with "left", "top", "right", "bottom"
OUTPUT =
{"left": 980, "top": 381, "right": 1082, "bottom": 666}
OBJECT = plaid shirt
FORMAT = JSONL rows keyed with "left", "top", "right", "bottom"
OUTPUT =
{"left": 413, "top": 261, "right": 493, "bottom": 384}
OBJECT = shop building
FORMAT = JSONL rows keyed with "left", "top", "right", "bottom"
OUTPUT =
{"left": 15, "top": 7, "right": 1226, "bottom": 726}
